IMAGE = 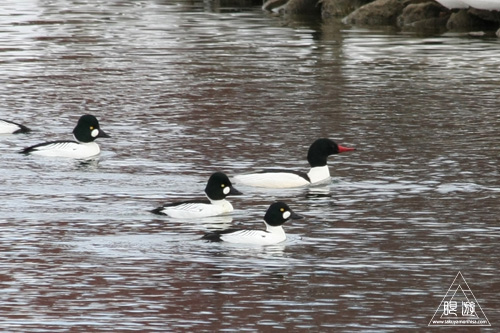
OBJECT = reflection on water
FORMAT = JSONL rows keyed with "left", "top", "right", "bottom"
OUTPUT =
{"left": 1, "top": 0, "right": 499, "bottom": 331}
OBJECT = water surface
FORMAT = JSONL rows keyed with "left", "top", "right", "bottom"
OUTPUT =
{"left": 1, "top": 0, "right": 499, "bottom": 331}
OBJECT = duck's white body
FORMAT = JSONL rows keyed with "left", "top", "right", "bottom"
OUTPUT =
{"left": 21, "top": 114, "right": 109, "bottom": 159}
{"left": 155, "top": 199, "right": 234, "bottom": 219}
{"left": 0, "top": 120, "right": 21, "bottom": 134}
{"left": 234, "top": 139, "right": 355, "bottom": 189}
{"left": 0, "top": 119, "right": 30, "bottom": 134}
{"left": 202, "top": 202, "right": 302, "bottom": 245}
{"left": 26, "top": 141, "right": 101, "bottom": 158}
{"left": 218, "top": 225, "right": 286, "bottom": 245}
{"left": 152, "top": 172, "right": 242, "bottom": 219}
{"left": 234, "top": 165, "right": 330, "bottom": 188}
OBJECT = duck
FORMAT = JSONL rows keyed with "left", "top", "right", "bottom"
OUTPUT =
{"left": 0, "top": 119, "right": 31, "bottom": 134}
{"left": 202, "top": 201, "right": 302, "bottom": 245}
{"left": 233, "top": 138, "right": 355, "bottom": 188}
{"left": 20, "top": 114, "right": 110, "bottom": 158}
{"left": 151, "top": 172, "right": 242, "bottom": 218}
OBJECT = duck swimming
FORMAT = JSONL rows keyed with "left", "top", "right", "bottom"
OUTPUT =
{"left": 21, "top": 114, "right": 109, "bottom": 158}
{"left": 234, "top": 138, "right": 355, "bottom": 188}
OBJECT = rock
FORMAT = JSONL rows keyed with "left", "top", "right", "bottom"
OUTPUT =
{"left": 281, "top": 0, "right": 322, "bottom": 15}
{"left": 469, "top": 8, "right": 500, "bottom": 23}
{"left": 321, "top": 0, "right": 373, "bottom": 19}
{"left": 397, "top": 1, "right": 450, "bottom": 31}
{"left": 447, "top": 8, "right": 498, "bottom": 31}
{"left": 294, "top": 0, "right": 500, "bottom": 33}
{"left": 342, "top": 0, "right": 405, "bottom": 26}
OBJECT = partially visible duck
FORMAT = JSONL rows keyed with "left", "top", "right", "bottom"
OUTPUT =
{"left": 21, "top": 114, "right": 109, "bottom": 158}
{"left": 151, "top": 172, "right": 242, "bottom": 218}
{"left": 0, "top": 119, "right": 31, "bottom": 134}
{"left": 234, "top": 138, "right": 355, "bottom": 188}
{"left": 202, "top": 201, "right": 302, "bottom": 245}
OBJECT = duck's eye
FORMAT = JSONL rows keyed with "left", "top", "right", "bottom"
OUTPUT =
{"left": 221, "top": 184, "right": 225, "bottom": 188}
{"left": 90, "top": 126, "right": 94, "bottom": 130}
{"left": 280, "top": 208, "right": 285, "bottom": 212}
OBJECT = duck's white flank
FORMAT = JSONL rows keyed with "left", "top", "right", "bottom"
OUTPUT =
{"left": 0, "top": 121, "right": 21, "bottom": 134}
{"left": 220, "top": 225, "right": 286, "bottom": 245}
{"left": 234, "top": 165, "right": 331, "bottom": 188}
{"left": 233, "top": 172, "right": 309, "bottom": 188}
{"left": 158, "top": 199, "right": 234, "bottom": 219}
{"left": 28, "top": 141, "right": 101, "bottom": 158}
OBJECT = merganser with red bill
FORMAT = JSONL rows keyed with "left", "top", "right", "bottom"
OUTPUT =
{"left": 234, "top": 138, "right": 355, "bottom": 188}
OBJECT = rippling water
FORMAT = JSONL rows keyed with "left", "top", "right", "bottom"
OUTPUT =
{"left": 1, "top": 0, "right": 499, "bottom": 331}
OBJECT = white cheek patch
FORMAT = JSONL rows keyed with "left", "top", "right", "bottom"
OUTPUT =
{"left": 91, "top": 129, "right": 99, "bottom": 138}
{"left": 223, "top": 187, "right": 230, "bottom": 195}
{"left": 282, "top": 211, "right": 291, "bottom": 219}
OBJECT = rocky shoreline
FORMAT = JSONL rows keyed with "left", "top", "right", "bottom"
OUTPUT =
{"left": 263, "top": 0, "right": 500, "bottom": 36}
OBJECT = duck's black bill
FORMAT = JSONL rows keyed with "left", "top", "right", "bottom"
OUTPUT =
{"left": 229, "top": 186, "right": 243, "bottom": 195}
{"left": 97, "top": 130, "right": 111, "bottom": 138}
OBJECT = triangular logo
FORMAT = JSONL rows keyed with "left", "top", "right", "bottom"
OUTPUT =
{"left": 429, "top": 271, "right": 491, "bottom": 326}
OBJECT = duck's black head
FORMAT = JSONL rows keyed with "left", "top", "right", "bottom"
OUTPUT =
{"left": 264, "top": 201, "right": 303, "bottom": 227}
{"left": 307, "top": 138, "right": 355, "bottom": 167}
{"left": 205, "top": 172, "right": 242, "bottom": 201}
{"left": 73, "top": 114, "right": 110, "bottom": 143}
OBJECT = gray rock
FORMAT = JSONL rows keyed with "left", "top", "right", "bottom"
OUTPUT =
{"left": 321, "top": 0, "right": 373, "bottom": 19}
{"left": 397, "top": 1, "right": 450, "bottom": 31}
{"left": 447, "top": 9, "right": 497, "bottom": 31}
{"left": 282, "top": 0, "right": 322, "bottom": 15}
{"left": 469, "top": 8, "right": 500, "bottom": 23}
{"left": 342, "top": 0, "right": 405, "bottom": 26}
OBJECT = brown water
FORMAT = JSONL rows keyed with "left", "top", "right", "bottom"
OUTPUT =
{"left": 1, "top": 0, "right": 499, "bottom": 331}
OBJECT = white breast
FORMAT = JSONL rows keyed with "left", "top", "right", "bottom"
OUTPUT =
{"left": 306, "top": 165, "right": 331, "bottom": 185}
{"left": 30, "top": 141, "right": 101, "bottom": 158}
